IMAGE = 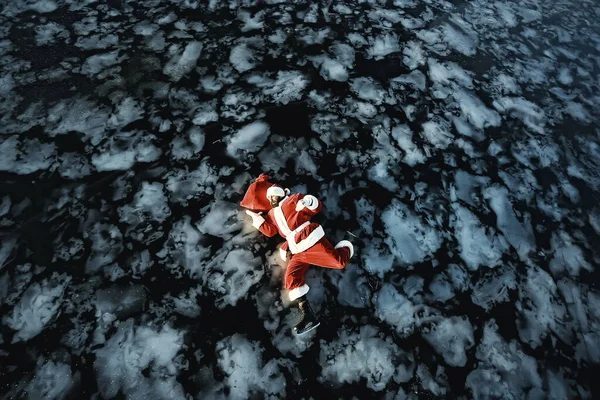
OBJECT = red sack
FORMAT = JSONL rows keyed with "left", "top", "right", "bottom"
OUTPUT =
{"left": 240, "top": 174, "right": 274, "bottom": 212}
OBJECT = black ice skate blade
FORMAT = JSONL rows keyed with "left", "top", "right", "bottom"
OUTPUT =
{"left": 294, "top": 321, "right": 321, "bottom": 336}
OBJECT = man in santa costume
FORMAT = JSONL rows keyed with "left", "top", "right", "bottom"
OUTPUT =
{"left": 244, "top": 182, "right": 354, "bottom": 335}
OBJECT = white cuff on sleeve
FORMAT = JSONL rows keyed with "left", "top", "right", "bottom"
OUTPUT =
{"left": 289, "top": 284, "right": 310, "bottom": 301}
{"left": 279, "top": 247, "right": 288, "bottom": 262}
{"left": 301, "top": 195, "right": 319, "bottom": 211}
{"left": 252, "top": 215, "right": 265, "bottom": 229}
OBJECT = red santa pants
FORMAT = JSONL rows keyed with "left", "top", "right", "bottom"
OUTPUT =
{"left": 284, "top": 237, "right": 351, "bottom": 291}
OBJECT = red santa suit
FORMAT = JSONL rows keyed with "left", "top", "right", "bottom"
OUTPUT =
{"left": 247, "top": 190, "right": 353, "bottom": 301}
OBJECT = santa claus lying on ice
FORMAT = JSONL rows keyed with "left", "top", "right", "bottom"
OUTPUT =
{"left": 241, "top": 174, "right": 354, "bottom": 335}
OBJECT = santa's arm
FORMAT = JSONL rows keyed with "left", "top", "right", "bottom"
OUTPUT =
{"left": 296, "top": 194, "right": 322, "bottom": 216}
{"left": 245, "top": 210, "right": 278, "bottom": 237}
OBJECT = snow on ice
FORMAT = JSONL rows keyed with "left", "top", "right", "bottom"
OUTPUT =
{"left": 1, "top": 0, "right": 599, "bottom": 398}
{"left": 382, "top": 200, "right": 442, "bottom": 266}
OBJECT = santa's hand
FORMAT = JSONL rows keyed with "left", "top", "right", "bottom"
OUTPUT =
{"left": 245, "top": 210, "right": 265, "bottom": 229}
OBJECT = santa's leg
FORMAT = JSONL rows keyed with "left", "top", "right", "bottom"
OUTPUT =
{"left": 301, "top": 237, "right": 353, "bottom": 270}
{"left": 285, "top": 256, "right": 320, "bottom": 335}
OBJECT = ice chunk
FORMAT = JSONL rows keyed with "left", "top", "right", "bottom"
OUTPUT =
{"left": 165, "top": 162, "right": 223, "bottom": 205}
{"left": 516, "top": 266, "right": 571, "bottom": 348}
{"left": 428, "top": 59, "right": 474, "bottom": 88}
{"left": 354, "top": 197, "right": 375, "bottom": 236}
{"left": 558, "top": 281, "right": 600, "bottom": 363}
{"left": 295, "top": 150, "right": 318, "bottom": 176}
{"left": 454, "top": 170, "right": 489, "bottom": 206}
{"left": 391, "top": 70, "right": 426, "bottom": 91}
{"left": 330, "top": 264, "right": 371, "bottom": 308}
{"left": 94, "top": 319, "right": 186, "bottom": 399}
{"left": 120, "top": 182, "right": 171, "bottom": 224}
{"left": 493, "top": 97, "right": 546, "bottom": 134}
{"left": 205, "top": 249, "right": 263, "bottom": 308}
{"left": 0, "top": 237, "right": 17, "bottom": 271}
{"left": 84, "top": 222, "right": 123, "bottom": 274}
{"left": 216, "top": 334, "right": 287, "bottom": 399}
{"left": 3, "top": 0, "right": 58, "bottom": 16}
{"left": 484, "top": 185, "right": 535, "bottom": 261}
{"left": 230, "top": 43, "right": 256, "bottom": 73}
{"left": 391, "top": 125, "right": 426, "bottom": 166}
{"left": 375, "top": 284, "right": 418, "bottom": 336}
{"left": 402, "top": 41, "right": 425, "bottom": 69}
{"left": 589, "top": 209, "right": 600, "bottom": 235}
{"left": 422, "top": 316, "right": 474, "bottom": 367}
{"left": 367, "top": 34, "right": 400, "bottom": 59}
{"left": 331, "top": 42, "right": 355, "bottom": 68}
{"left": 47, "top": 97, "right": 110, "bottom": 145}
{"left": 95, "top": 285, "right": 147, "bottom": 320}
{"left": 0, "top": 137, "right": 56, "bottom": 175}
{"left": 129, "top": 250, "right": 152, "bottom": 279}
{"left": 427, "top": 273, "right": 455, "bottom": 303}
{"left": 466, "top": 320, "right": 542, "bottom": 399}
{"left": 170, "top": 127, "right": 205, "bottom": 160}
{"left": 441, "top": 22, "right": 477, "bottom": 56}
{"left": 58, "top": 152, "right": 92, "bottom": 179}
{"left": 191, "top": 102, "right": 218, "bottom": 126}
{"left": 319, "top": 325, "right": 398, "bottom": 391}
{"left": 348, "top": 32, "right": 368, "bottom": 46}
{"left": 3, "top": 273, "right": 71, "bottom": 342}
{"left": 159, "top": 285, "right": 202, "bottom": 319}
{"left": 80, "top": 51, "right": 120, "bottom": 76}
{"left": 160, "top": 216, "right": 211, "bottom": 278}
{"left": 253, "top": 70, "right": 308, "bottom": 104}
{"left": 75, "top": 33, "right": 119, "bottom": 50}
{"left": 421, "top": 119, "right": 453, "bottom": 149}
{"left": 26, "top": 360, "right": 76, "bottom": 399}
{"left": 163, "top": 41, "right": 202, "bottom": 81}
{"left": 361, "top": 239, "right": 395, "bottom": 277}
{"left": 382, "top": 200, "right": 442, "bottom": 265}
{"left": 453, "top": 89, "right": 501, "bottom": 129}
{"left": 350, "top": 77, "right": 387, "bottom": 105}
{"left": 471, "top": 266, "right": 517, "bottom": 311}
{"left": 226, "top": 120, "right": 270, "bottom": 157}
{"left": 35, "top": 22, "right": 69, "bottom": 46}
{"left": 312, "top": 56, "right": 349, "bottom": 82}
{"left": 0, "top": 195, "right": 10, "bottom": 217}
{"left": 196, "top": 201, "right": 243, "bottom": 239}
{"left": 451, "top": 204, "right": 507, "bottom": 270}
{"left": 344, "top": 99, "right": 378, "bottom": 122}
{"left": 549, "top": 231, "right": 592, "bottom": 277}
{"left": 417, "top": 364, "right": 448, "bottom": 396}
{"left": 238, "top": 9, "right": 265, "bottom": 32}
{"left": 107, "top": 97, "right": 144, "bottom": 130}
{"left": 91, "top": 150, "right": 136, "bottom": 171}
{"left": 492, "top": 73, "right": 520, "bottom": 94}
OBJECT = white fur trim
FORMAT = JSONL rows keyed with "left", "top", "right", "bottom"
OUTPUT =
{"left": 273, "top": 206, "right": 292, "bottom": 237}
{"left": 245, "top": 210, "right": 265, "bottom": 229}
{"left": 266, "top": 186, "right": 285, "bottom": 198}
{"left": 295, "top": 201, "right": 305, "bottom": 212}
{"left": 279, "top": 247, "right": 288, "bottom": 262}
{"left": 288, "top": 225, "right": 324, "bottom": 254}
{"left": 252, "top": 215, "right": 265, "bottom": 229}
{"left": 302, "top": 195, "right": 319, "bottom": 211}
{"left": 289, "top": 284, "right": 310, "bottom": 301}
{"left": 335, "top": 240, "right": 354, "bottom": 258}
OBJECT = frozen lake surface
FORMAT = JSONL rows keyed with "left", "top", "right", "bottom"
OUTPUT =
{"left": 1, "top": 0, "right": 599, "bottom": 399}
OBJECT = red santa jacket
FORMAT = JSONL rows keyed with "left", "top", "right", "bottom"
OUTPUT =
{"left": 254, "top": 193, "right": 324, "bottom": 254}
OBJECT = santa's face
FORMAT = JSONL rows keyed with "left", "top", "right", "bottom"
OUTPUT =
{"left": 268, "top": 195, "right": 282, "bottom": 208}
